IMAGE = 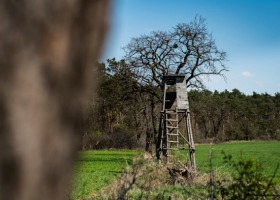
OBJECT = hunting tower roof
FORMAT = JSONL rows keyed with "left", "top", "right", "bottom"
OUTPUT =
{"left": 162, "top": 74, "right": 185, "bottom": 85}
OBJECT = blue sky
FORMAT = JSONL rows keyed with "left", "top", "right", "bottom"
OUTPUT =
{"left": 102, "top": 0, "right": 280, "bottom": 95}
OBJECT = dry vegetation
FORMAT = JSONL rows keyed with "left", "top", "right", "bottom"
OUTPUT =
{"left": 92, "top": 153, "right": 208, "bottom": 200}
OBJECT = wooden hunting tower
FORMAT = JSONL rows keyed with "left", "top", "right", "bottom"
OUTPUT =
{"left": 156, "top": 74, "right": 196, "bottom": 173}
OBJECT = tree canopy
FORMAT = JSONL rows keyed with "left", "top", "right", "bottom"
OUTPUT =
{"left": 124, "top": 16, "right": 227, "bottom": 89}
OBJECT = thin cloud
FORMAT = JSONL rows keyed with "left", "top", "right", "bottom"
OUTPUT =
{"left": 256, "top": 81, "right": 264, "bottom": 88}
{"left": 241, "top": 71, "right": 254, "bottom": 77}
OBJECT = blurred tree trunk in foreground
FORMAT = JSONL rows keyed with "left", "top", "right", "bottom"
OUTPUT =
{"left": 0, "top": 0, "right": 109, "bottom": 200}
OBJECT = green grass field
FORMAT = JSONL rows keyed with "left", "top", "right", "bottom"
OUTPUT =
{"left": 70, "top": 150, "right": 140, "bottom": 200}
{"left": 70, "top": 141, "right": 280, "bottom": 199}
{"left": 195, "top": 141, "right": 280, "bottom": 178}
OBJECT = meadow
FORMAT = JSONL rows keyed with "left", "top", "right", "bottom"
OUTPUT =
{"left": 70, "top": 150, "right": 140, "bottom": 199}
{"left": 195, "top": 141, "right": 280, "bottom": 178}
{"left": 70, "top": 141, "right": 280, "bottom": 199}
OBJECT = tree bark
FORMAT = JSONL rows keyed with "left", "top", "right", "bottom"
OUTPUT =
{"left": 150, "top": 97, "right": 158, "bottom": 150}
{"left": 0, "top": 1, "right": 109, "bottom": 200}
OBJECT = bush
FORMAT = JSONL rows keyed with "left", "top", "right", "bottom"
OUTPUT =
{"left": 110, "top": 125, "right": 137, "bottom": 149}
{"left": 82, "top": 125, "right": 137, "bottom": 150}
{"left": 218, "top": 151, "right": 280, "bottom": 199}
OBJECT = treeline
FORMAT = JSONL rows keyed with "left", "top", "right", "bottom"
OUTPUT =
{"left": 189, "top": 89, "right": 280, "bottom": 142}
{"left": 82, "top": 60, "right": 280, "bottom": 150}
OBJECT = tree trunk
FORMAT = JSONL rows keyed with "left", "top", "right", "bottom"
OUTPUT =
{"left": 0, "top": 1, "right": 109, "bottom": 200}
{"left": 150, "top": 97, "right": 157, "bottom": 149}
{"left": 144, "top": 103, "right": 152, "bottom": 152}
{"left": 145, "top": 128, "right": 153, "bottom": 153}
{"left": 202, "top": 117, "right": 209, "bottom": 140}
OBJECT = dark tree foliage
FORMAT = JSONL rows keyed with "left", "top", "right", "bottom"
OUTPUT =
{"left": 189, "top": 89, "right": 280, "bottom": 143}
{"left": 84, "top": 60, "right": 161, "bottom": 150}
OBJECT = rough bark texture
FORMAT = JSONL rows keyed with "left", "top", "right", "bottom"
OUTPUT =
{"left": 0, "top": 1, "right": 109, "bottom": 200}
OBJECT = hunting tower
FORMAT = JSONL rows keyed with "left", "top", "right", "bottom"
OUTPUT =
{"left": 156, "top": 74, "right": 196, "bottom": 173}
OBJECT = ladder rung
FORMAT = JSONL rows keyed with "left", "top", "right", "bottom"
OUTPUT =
{"left": 165, "top": 112, "right": 177, "bottom": 114}
{"left": 166, "top": 119, "right": 177, "bottom": 122}
{"left": 168, "top": 140, "right": 179, "bottom": 143}
{"left": 166, "top": 126, "right": 178, "bottom": 128}
{"left": 167, "top": 133, "right": 178, "bottom": 136}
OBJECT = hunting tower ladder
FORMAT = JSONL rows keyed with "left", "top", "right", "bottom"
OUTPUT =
{"left": 156, "top": 74, "right": 196, "bottom": 173}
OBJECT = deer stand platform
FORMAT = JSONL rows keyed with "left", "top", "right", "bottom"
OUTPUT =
{"left": 156, "top": 74, "right": 196, "bottom": 175}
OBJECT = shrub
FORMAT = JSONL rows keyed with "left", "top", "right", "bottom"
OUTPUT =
{"left": 218, "top": 151, "right": 279, "bottom": 199}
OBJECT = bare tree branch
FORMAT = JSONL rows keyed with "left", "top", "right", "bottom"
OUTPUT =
{"left": 123, "top": 16, "right": 228, "bottom": 91}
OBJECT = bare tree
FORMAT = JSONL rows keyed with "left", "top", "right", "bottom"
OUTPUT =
{"left": 0, "top": 1, "right": 109, "bottom": 200}
{"left": 122, "top": 16, "right": 228, "bottom": 152}
{"left": 124, "top": 16, "right": 227, "bottom": 90}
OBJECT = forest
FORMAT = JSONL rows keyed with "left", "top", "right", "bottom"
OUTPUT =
{"left": 82, "top": 59, "right": 280, "bottom": 151}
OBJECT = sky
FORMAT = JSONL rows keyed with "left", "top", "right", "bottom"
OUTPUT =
{"left": 101, "top": 0, "right": 280, "bottom": 95}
